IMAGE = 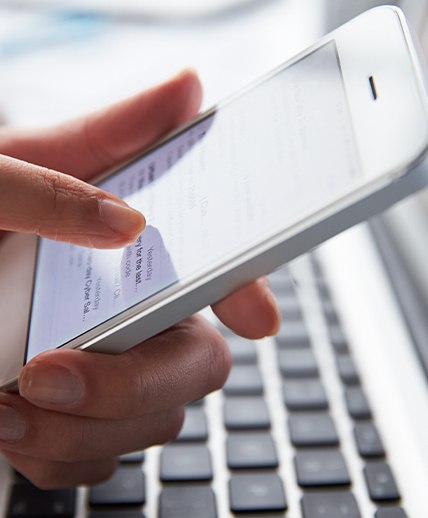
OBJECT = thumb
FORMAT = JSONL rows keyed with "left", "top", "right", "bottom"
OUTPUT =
{"left": 0, "top": 154, "right": 145, "bottom": 248}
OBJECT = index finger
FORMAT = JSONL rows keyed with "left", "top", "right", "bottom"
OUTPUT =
{"left": 0, "top": 154, "right": 145, "bottom": 248}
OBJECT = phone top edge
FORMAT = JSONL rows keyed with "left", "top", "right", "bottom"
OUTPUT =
{"left": 335, "top": 5, "right": 428, "bottom": 183}
{"left": 392, "top": 7, "right": 428, "bottom": 165}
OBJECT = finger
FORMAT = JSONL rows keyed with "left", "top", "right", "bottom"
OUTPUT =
{"left": 0, "top": 154, "right": 145, "bottom": 248}
{"left": 212, "top": 276, "right": 281, "bottom": 339}
{"left": 18, "top": 315, "right": 232, "bottom": 419}
{"left": 0, "top": 394, "right": 184, "bottom": 463}
{"left": 0, "top": 69, "right": 202, "bottom": 181}
{"left": 1, "top": 450, "right": 118, "bottom": 489}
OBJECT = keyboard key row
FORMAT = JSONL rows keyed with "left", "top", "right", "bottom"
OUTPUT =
{"left": 312, "top": 259, "right": 403, "bottom": 512}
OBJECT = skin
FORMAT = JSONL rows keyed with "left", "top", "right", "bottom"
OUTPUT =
{"left": 0, "top": 69, "right": 280, "bottom": 489}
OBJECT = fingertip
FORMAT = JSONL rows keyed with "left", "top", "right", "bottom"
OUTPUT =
{"left": 169, "top": 67, "right": 203, "bottom": 123}
{"left": 212, "top": 277, "right": 281, "bottom": 340}
{"left": 99, "top": 198, "right": 146, "bottom": 241}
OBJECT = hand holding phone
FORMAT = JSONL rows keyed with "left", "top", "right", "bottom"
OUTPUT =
{"left": 1, "top": 5, "right": 428, "bottom": 489}
{"left": 0, "top": 71, "right": 280, "bottom": 488}
{"left": 8, "top": 6, "right": 428, "bottom": 378}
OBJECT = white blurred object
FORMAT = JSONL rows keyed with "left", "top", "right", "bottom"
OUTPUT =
{"left": 325, "top": 0, "right": 428, "bottom": 33}
{"left": 0, "top": 0, "right": 271, "bottom": 19}
{"left": 0, "top": 0, "right": 324, "bottom": 126}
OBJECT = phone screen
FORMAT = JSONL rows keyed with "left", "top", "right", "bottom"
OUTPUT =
{"left": 27, "top": 41, "right": 360, "bottom": 361}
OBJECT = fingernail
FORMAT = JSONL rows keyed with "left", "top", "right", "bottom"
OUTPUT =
{"left": 20, "top": 364, "right": 83, "bottom": 405}
{"left": 100, "top": 198, "right": 145, "bottom": 239}
{"left": 0, "top": 405, "right": 26, "bottom": 441}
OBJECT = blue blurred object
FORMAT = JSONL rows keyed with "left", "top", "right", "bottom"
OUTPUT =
{"left": 0, "top": 8, "right": 109, "bottom": 58}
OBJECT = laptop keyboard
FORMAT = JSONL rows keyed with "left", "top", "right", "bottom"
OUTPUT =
{"left": 4, "top": 254, "right": 408, "bottom": 518}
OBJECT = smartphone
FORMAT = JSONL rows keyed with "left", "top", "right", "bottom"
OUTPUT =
{"left": 1, "top": 6, "right": 428, "bottom": 391}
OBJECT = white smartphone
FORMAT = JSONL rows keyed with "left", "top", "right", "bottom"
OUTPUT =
{"left": 1, "top": 6, "right": 428, "bottom": 391}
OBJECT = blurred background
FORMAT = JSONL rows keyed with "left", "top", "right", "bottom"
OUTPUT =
{"left": 0, "top": 0, "right": 325, "bottom": 127}
{"left": 0, "top": 0, "right": 424, "bottom": 128}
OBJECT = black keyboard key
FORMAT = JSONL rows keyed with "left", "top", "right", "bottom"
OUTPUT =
{"left": 160, "top": 444, "right": 212, "bottom": 482}
{"left": 159, "top": 486, "right": 217, "bottom": 518}
{"left": 354, "top": 422, "right": 385, "bottom": 458}
{"left": 229, "top": 473, "right": 287, "bottom": 512}
{"left": 89, "top": 465, "right": 145, "bottom": 506}
{"left": 295, "top": 450, "right": 351, "bottom": 487}
{"left": 224, "top": 397, "right": 270, "bottom": 430}
{"left": 284, "top": 379, "right": 328, "bottom": 411}
{"left": 337, "top": 354, "right": 360, "bottom": 385}
{"left": 329, "top": 326, "right": 349, "bottom": 353}
{"left": 226, "top": 337, "right": 257, "bottom": 364}
{"left": 375, "top": 508, "right": 407, "bottom": 518}
{"left": 227, "top": 432, "right": 278, "bottom": 469}
{"left": 223, "top": 365, "right": 263, "bottom": 396}
{"left": 7, "top": 484, "right": 76, "bottom": 518}
{"left": 175, "top": 407, "right": 208, "bottom": 442}
{"left": 279, "top": 349, "right": 319, "bottom": 378}
{"left": 345, "top": 387, "right": 372, "bottom": 419}
{"left": 301, "top": 492, "right": 361, "bottom": 518}
{"left": 119, "top": 451, "right": 145, "bottom": 463}
{"left": 276, "top": 321, "right": 311, "bottom": 349}
{"left": 364, "top": 462, "right": 400, "bottom": 502}
{"left": 288, "top": 413, "right": 339, "bottom": 447}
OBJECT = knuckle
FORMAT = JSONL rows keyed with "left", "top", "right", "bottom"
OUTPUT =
{"left": 117, "top": 357, "right": 151, "bottom": 419}
{"left": 20, "top": 463, "right": 61, "bottom": 490}
{"left": 153, "top": 407, "right": 185, "bottom": 445}
{"left": 38, "top": 167, "right": 64, "bottom": 210}
{"left": 83, "top": 459, "right": 118, "bottom": 486}
{"left": 31, "top": 471, "right": 60, "bottom": 491}
{"left": 57, "top": 420, "right": 86, "bottom": 462}
{"left": 19, "top": 458, "right": 118, "bottom": 490}
{"left": 203, "top": 326, "right": 232, "bottom": 392}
